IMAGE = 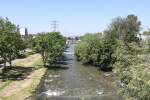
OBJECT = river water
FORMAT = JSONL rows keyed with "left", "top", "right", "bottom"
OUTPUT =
{"left": 35, "top": 44, "right": 121, "bottom": 100}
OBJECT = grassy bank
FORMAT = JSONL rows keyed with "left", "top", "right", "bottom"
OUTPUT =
{"left": 0, "top": 54, "right": 47, "bottom": 100}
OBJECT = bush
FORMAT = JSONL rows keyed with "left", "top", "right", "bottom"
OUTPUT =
{"left": 114, "top": 41, "right": 150, "bottom": 100}
{"left": 17, "top": 53, "right": 27, "bottom": 58}
{"left": 75, "top": 33, "right": 116, "bottom": 71}
{"left": 0, "top": 58, "right": 4, "bottom": 64}
{"left": 34, "top": 32, "right": 66, "bottom": 66}
{"left": 75, "top": 14, "right": 149, "bottom": 99}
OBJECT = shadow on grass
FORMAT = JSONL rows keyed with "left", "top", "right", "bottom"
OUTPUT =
{"left": 0, "top": 66, "right": 35, "bottom": 81}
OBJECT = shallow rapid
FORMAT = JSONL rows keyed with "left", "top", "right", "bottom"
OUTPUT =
{"left": 35, "top": 44, "right": 121, "bottom": 100}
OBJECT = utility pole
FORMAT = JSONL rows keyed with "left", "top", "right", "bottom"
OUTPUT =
{"left": 51, "top": 20, "right": 59, "bottom": 32}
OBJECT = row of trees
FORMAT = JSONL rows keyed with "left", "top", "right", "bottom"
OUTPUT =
{"left": 33, "top": 32, "right": 67, "bottom": 66}
{"left": 0, "top": 17, "right": 67, "bottom": 69}
{"left": 0, "top": 17, "right": 25, "bottom": 69}
{"left": 75, "top": 14, "right": 150, "bottom": 100}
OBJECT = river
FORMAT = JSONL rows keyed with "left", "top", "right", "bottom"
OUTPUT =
{"left": 35, "top": 44, "right": 121, "bottom": 100}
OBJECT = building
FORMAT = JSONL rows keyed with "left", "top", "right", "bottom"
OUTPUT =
{"left": 19, "top": 27, "right": 29, "bottom": 40}
{"left": 141, "top": 34, "right": 150, "bottom": 41}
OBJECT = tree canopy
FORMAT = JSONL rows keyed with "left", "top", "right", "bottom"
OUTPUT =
{"left": 107, "top": 14, "right": 141, "bottom": 44}
{"left": 0, "top": 17, "right": 25, "bottom": 68}
{"left": 75, "top": 14, "right": 150, "bottom": 99}
{"left": 34, "top": 32, "right": 66, "bottom": 66}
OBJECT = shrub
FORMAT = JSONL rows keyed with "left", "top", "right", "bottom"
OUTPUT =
{"left": 114, "top": 41, "right": 150, "bottom": 100}
{"left": 75, "top": 33, "right": 116, "bottom": 71}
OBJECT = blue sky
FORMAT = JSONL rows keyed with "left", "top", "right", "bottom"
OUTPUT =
{"left": 0, "top": 0, "right": 149, "bottom": 36}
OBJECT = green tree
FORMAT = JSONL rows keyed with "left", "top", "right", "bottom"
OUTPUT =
{"left": 34, "top": 33, "right": 48, "bottom": 66}
{"left": 75, "top": 34, "right": 101, "bottom": 64}
{"left": 0, "top": 17, "right": 25, "bottom": 68}
{"left": 75, "top": 33, "right": 116, "bottom": 70}
{"left": 47, "top": 32, "right": 66, "bottom": 64}
{"left": 107, "top": 14, "right": 141, "bottom": 44}
{"left": 34, "top": 32, "right": 66, "bottom": 66}
{"left": 114, "top": 41, "right": 150, "bottom": 100}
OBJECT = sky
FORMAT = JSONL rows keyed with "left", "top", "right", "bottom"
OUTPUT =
{"left": 0, "top": 0, "right": 150, "bottom": 36}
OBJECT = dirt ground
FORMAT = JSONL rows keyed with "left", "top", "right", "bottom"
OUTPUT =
{"left": 0, "top": 54, "right": 46, "bottom": 100}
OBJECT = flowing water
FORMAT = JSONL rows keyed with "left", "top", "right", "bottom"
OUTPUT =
{"left": 35, "top": 44, "right": 121, "bottom": 100}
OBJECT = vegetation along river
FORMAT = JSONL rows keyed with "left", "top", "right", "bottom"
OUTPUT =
{"left": 35, "top": 44, "right": 121, "bottom": 100}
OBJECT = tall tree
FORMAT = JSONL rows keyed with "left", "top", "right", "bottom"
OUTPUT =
{"left": 34, "top": 32, "right": 66, "bottom": 66}
{"left": 107, "top": 14, "right": 141, "bottom": 44}
{"left": 34, "top": 33, "right": 48, "bottom": 66}
{"left": 0, "top": 17, "right": 24, "bottom": 68}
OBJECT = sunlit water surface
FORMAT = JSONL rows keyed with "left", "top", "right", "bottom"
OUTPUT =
{"left": 35, "top": 44, "right": 121, "bottom": 100}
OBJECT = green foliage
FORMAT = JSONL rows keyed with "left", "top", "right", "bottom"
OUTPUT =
{"left": 34, "top": 32, "right": 66, "bottom": 66}
{"left": 0, "top": 17, "right": 25, "bottom": 67}
{"left": 75, "top": 33, "right": 116, "bottom": 70}
{"left": 114, "top": 41, "right": 150, "bottom": 100}
{"left": 24, "top": 34, "right": 35, "bottom": 49}
{"left": 75, "top": 14, "right": 149, "bottom": 99}
{"left": 107, "top": 14, "right": 150, "bottom": 100}
{"left": 147, "top": 39, "right": 150, "bottom": 53}
{"left": 75, "top": 34, "right": 101, "bottom": 64}
{"left": 107, "top": 14, "right": 141, "bottom": 43}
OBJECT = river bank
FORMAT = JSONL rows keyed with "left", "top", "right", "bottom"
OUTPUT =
{"left": 0, "top": 54, "right": 47, "bottom": 100}
{"left": 36, "top": 45, "right": 121, "bottom": 100}
{"left": 0, "top": 47, "right": 121, "bottom": 100}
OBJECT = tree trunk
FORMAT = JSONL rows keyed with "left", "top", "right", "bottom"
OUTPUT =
{"left": 9, "top": 55, "right": 12, "bottom": 68}
{"left": 42, "top": 51, "right": 47, "bottom": 67}
{"left": 4, "top": 61, "right": 6, "bottom": 70}
{"left": 9, "top": 60, "right": 12, "bottom": 67}
{"left": 2, "top": 60, "right": 7, "bottom": 72}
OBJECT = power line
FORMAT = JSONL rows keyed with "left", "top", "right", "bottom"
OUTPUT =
{"left": 51, "top": 20, "right": 59, "bottom": 32}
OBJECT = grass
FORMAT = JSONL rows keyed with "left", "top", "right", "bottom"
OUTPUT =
{"left": 0, "top": 66, "right": 34, "bottom": 81}
{"left": 0, "top": 54, "right": 47, "bottom": 100}
{"left": 1, "top": 68, "right": 46, "bottom": 100}
{"left": 0, "top": 81, "right": 12, "bottom": 91}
